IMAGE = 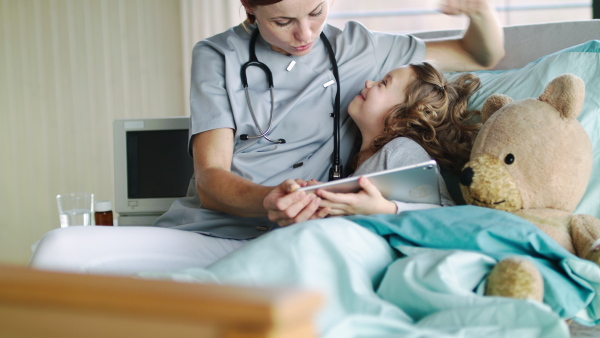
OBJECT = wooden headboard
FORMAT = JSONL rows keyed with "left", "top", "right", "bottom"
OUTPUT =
{"left": 0, "top": 264, "right": 322, "bottom": 338}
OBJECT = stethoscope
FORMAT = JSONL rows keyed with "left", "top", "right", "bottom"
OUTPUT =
{"left": 240, "top": 28, "right": 343, "bottom": 180}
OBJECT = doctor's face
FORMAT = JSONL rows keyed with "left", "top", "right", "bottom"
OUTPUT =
{"left": 248, "top": 0, "right": 329, "bottom": 56}
{"left": 349, "top": 66, "right": 416, "bottom": 137}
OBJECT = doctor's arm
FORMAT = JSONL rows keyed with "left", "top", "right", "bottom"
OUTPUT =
{"left": 424, "top": 0, "right": 504, "bottom": 72}
{"left": 192, "top": 128, "right": 324, "bottom": 225}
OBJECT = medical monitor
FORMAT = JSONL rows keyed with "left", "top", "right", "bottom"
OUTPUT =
{"left": 113, "top": 117, "right": 194, "bottom": 226}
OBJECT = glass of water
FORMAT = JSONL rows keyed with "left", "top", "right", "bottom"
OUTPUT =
{"left": 56, "top": 193, "right": 94, "bottom": 227}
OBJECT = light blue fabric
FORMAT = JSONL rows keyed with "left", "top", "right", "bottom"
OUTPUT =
{"left": 350, "top": 206, "right": 600, "bottom": 325}
{"left": 451, "top": 40, "right": 600, "bottom": 219}
{"left": 139, "top": 206, "right": 600, "bottom": 337}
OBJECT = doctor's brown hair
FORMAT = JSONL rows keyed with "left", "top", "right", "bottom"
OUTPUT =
{"left": 241, "top": 0, "right": 283, "bottom": 24}
{"left": 356, "top": 62, "right": 481, "bottom": 174}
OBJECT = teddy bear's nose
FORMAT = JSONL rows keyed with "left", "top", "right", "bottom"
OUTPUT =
{"left": 459, "top": 167, "right": 474, "bottom": 187}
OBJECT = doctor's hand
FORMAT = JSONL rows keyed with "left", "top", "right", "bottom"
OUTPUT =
{"left": 316, "top": 177, "right": 397, "bottom": 216}
{"left": 264, "top": 179, "right": 330, "bottom": 227}
{"left": 438, "top": 0, "right": 493, "bottom": 17}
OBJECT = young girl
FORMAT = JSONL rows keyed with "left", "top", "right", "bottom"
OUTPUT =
{"left": 314, "top": 62, "right": 481, "bottom": 216}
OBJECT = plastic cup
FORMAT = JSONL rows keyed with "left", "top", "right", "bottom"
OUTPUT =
{"left": 56, "top": 193, "right": 94, "bottom": 227}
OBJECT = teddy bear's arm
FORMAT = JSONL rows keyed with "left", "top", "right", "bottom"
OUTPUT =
{"left": 570, "top": 214, "right": 600, "bottom": 264}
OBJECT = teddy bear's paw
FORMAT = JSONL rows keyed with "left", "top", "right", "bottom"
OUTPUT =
{"left": 485, "top": 257, "right": 543, "bottom": 302}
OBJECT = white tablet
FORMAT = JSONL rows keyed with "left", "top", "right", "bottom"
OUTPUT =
{"left": 298, "top": 160, "right": 441, "bottom": 205}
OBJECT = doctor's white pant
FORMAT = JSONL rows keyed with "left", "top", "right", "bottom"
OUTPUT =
{"left": 29, "top": 226, "right": 248, "bottom": 275}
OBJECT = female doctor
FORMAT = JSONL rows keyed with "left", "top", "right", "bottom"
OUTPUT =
{"left": 30, "top": 0, "right": 504, "bottom": 275}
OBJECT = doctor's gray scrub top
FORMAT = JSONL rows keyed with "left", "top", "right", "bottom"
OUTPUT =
{"left": 152, "top": 21, "right": 426, "bottom": 239}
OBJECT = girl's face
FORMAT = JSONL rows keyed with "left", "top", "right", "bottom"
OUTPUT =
{"left": 349, "top": 66, "right": 416, "bottom": 137}
{"left": 246, "top": 0, "right": 328, "bottom": 56}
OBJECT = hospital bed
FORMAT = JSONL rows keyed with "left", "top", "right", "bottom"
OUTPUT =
{"left": 1, "top": 19, "right": 599, "bottom": 337}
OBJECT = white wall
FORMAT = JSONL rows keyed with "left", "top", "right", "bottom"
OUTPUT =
{"left": 1, "top": 0, "right": 185, "bottom": 264}
{"left": 0, "top": 0, "right": 242, "bottom": 266}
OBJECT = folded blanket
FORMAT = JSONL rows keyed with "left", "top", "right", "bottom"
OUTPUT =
{"left": 350, "top": 205, "right": 600, "bottom": 324}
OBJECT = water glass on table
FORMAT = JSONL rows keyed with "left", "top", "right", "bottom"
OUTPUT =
{"left": 56, "top": 192, "right": 94, "bottom": 227}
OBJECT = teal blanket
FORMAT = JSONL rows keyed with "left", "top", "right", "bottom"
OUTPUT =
{"left": 141, "top": 206, "right": 600, "bottom": 337}
{"left": 351, "top": 206, "right": 600, "bottom": 322}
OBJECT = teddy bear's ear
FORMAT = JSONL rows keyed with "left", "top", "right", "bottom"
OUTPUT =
{"left": 539, "top": 74, "right": 585, "bottom": 120}
{"left": 481, "top": 94, "right": 513, "bottom": 123}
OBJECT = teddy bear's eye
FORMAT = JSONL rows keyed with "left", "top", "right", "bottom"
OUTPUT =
{"left": 504, "top": 154, "right": 515, "bottom": 165}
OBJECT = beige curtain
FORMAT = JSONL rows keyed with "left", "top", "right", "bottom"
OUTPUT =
{"left": 179, "top": 0, "right": 242, "bottom": 116}
{"left": 0, "top": 0, "right": 241, "bottom": 265}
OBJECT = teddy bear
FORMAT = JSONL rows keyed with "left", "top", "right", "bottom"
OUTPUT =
{"left": 458, "top": 73, "right": 600, "bottom": 301}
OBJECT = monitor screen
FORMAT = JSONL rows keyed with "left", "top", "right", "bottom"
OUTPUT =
{"left": 113, "top": 117, "right": 193, "bottom": 224}
{"left": 126, "top": 129, "right": 193, "bottom": 199}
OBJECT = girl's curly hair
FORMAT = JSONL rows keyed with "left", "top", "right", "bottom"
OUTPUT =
{"left": 355, "top": 62, "right": 481, "bottom": 174}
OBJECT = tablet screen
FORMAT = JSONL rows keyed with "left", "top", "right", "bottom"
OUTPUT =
{"left": 298, "top": 160, "right": 441, "bottom": 205}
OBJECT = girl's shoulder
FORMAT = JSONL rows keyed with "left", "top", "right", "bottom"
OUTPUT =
{"left": 382, "top": 137, "right": 428, "bottom": 154}
{"left": 355, "top": 137, "right": 432, "bottom": 176}
{"left": 380, "top": 137, "right": 432, "bottom": 164}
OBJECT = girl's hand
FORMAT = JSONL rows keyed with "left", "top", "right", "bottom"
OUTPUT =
{"left": 316, "top": 177, "right": 397, "bottom": 216}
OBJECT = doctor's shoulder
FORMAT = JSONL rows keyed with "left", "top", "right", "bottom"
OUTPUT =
{"left": 192, "top": 23, "right": 252, "bottom": 57}
{"left": 333, "top": 20, "right": 418, "bottom": 46}
{"left": 327, "top": 21, "right": 423, "bottom": 71}
{"left": 325, "top": 21, "right": 373, "bottom": 49}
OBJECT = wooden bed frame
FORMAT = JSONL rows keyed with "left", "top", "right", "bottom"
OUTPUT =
{"left": 0, "top": 264, "right": 322, "bottom": 337}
